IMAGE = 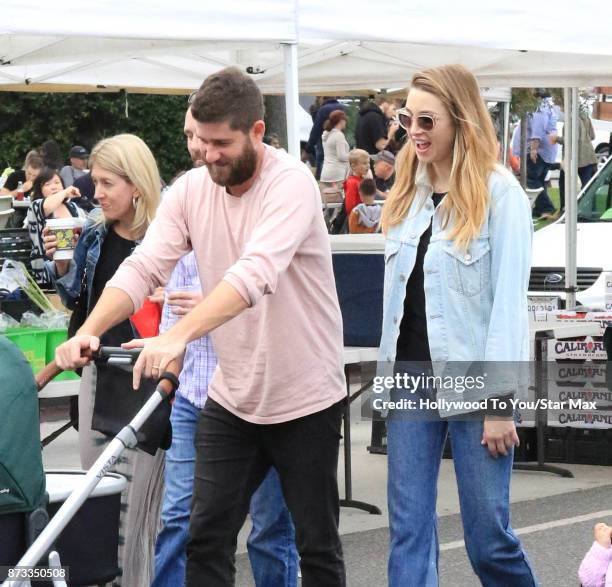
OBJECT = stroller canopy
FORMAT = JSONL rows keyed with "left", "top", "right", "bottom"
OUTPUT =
{"left": 0, "top": 336, "right": 45, "bottom": 514}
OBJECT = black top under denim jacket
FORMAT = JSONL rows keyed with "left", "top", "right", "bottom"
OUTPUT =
{"left": 395, "top": 193, "right": 512, "bottom": 417}
{"left": 47, "top": 213, "right": 171, "bottom": 453}
{"left": 48, "top": 212, "right": 136, "bottom": 345}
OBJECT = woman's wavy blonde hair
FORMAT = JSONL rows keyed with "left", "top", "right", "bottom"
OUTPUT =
{"left": 381, "top": 64, "right": 498, "bottom": 249}
{"left": 89, "top": 134, "right": 160, "bottom": 240}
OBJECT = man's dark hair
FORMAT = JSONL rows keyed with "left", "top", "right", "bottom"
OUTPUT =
{"left": 191, "top": 67, "right": 265, "bottom": 133}
{"left": 358, "top": 178, "right": 377, "bottom": 198}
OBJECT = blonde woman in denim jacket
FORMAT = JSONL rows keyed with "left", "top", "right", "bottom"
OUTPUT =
{"left": 379, "top": 65, "right": 539, "bottom": 586}
{"left": 45, "top": 134, "right": 163, "bottom": 587}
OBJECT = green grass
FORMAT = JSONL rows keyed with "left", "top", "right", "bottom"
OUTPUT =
{"left": 548, "top": 187, "right": 560, "bottom": 210}
{"left": 533, "top": 187, "right": 560, "bottom": 231}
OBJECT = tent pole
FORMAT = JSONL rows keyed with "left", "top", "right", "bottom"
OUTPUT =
{"left": 282, "top": 43, "right": 300, "bottom": 158}
{"left": 502, "top": 100, "right": 510, "bottom": 166}
{"left": 564, "top": 87, "right": 579, "bottom": 310}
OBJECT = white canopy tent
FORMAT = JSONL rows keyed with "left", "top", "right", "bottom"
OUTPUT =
{"left": 3, "top": 0, "right": 612, "bottom": 307}
{"left": 3, "top": 0, "right": 612, "bottom": 89}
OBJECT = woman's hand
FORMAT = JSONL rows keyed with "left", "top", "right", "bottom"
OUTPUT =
{"left": 594, "top": 523, "right": 612, "bottom": 548}
{"left": 123, "top": 333, "right": 187, "bottom": 390}
{"left": 166, "top": 290, "right": 203, "bottom": 316}
{"left": 42, "top": 226, "right": 69, "bottom": 275}
{"left": 42, "top": 226, "right": 57, "bottom": 258}
{"left": 481, "top": 416, "right": 520, "bottom": 458}
{"left": 387, "top": 120, "right": 400, "bottom": 140}
{"left": 22, "top": 179, "right": 34, "bottom": 193}
{"left": 62, "top": 185, "right": 81, "bottom": 199}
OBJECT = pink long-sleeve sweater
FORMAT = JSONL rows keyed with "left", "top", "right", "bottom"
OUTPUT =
{"left": 107, "top": 145, "right": 346, "bottom": 424}
{"left": 579, "top": 542, "right": 612, "bottom": 587}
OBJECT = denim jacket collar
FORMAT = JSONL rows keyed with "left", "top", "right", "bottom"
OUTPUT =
{"left": 379, "top": 165, "right": 533, "bottom": 366}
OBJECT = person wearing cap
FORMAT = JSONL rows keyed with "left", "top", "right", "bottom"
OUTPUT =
{"left": 60, "top": 145, "right": 90, "bottom": 187}
{"left": 372, "top": 149, "right": 396, "bottom": 197}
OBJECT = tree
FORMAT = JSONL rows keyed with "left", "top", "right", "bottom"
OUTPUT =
{"left": 0, "top": 92, "right": 191, "bottom": 182}
{"left": 264, "top": 95, "right": 287, "bottom": 149}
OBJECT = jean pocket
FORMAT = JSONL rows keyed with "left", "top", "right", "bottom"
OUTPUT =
{"left": 443, "top": 238, "right": 490, "bottom": 297}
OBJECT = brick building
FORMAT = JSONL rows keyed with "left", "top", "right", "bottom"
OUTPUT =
{"left": 593, "top": 87, "right": 612, "bottom": 120}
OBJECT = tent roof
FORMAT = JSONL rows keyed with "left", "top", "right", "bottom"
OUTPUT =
{"left": 2, "top": 1, "right": 612, "bottom": 92}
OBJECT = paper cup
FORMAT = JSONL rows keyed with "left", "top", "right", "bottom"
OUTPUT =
{"left": 46, "top": 217, "right": 86, "bottom": 260}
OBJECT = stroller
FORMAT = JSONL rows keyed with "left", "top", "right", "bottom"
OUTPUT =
{"left": 0, "top": 342, "right": 178, "bottom": 587}
{"left": 0, "top": 336, "right": 48, "bottom": 575}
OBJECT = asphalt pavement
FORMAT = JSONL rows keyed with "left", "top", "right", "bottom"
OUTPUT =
{"left": 41, "top": 388, "right": 611, "bottom": 587}
{"left": 235, "top": 485, "right": 611, "bottom": 586}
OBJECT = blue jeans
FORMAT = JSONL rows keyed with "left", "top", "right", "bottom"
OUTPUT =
{"left": 152, "top": 394, "right": 298, "bottom": 587}
{"left": 387, "top": 412, "right": 539, "bottom": 587}
{"left": 527, "top": 154, "right": 555, "bottom": 216}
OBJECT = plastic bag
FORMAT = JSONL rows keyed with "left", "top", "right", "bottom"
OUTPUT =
{"left": 44, "top": 310, "right": 70, "bottom": 329}
{"left": 0, "top": 312, "right": 19, "bottom": 332}
{"left": 20, "top": 310, "right": 69, "bottom": 330}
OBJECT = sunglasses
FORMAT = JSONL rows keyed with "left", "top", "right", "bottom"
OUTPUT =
{"left": 188, "top": 90, "right": 197, "bottom": 105}
{"left": 396, "top": 108, "right": 438, "bottom": 132}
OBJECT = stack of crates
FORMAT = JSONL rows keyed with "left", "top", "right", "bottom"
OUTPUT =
{"left": 545, "top": 427, "right": 612, "bottom": 466}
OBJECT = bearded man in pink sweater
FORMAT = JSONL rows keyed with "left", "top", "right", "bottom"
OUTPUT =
{"left": 55, "top": 67, "right": 347, "bottom": 587}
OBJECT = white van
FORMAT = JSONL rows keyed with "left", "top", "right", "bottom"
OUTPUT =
{"left": 529, "top": 155, "right": 612, "bottom": 318}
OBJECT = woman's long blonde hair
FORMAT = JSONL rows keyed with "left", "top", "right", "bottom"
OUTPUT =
{"left": 381, "top": 65, "right": 498, "bottom": 249}
{"left": 89, "top": 134, "right": 160, "bottom": 240}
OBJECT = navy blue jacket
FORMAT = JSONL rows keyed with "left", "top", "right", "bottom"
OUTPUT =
{"left": 306, "top": 99, "right": 347, "bottom": 153}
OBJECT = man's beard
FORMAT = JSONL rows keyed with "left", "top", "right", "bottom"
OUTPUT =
{"left": 206, "top": 140, "right": 258, "bottom": 187}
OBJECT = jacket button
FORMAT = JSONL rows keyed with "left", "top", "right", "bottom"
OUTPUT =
{"left": 464, "top": 254, "right": 472, "bottom": 262}
{"left": 393, "top": 316, "right": 398, "bottom": 324}
{"left": 410, "top": 233, "right": 417, "bottom": 239}
{"left": 399, "top": 273, "right": 407, "bottom": 282}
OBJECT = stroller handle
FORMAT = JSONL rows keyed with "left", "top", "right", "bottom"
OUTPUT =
{"left": 36, "top": 347, "right": 180, "bottom": 395}
{"left": 35, "top": 346, "right": 143, "bottom": 391}
{"left": 95, "top": 346, "right": 180, "bottom": 398}
{"left": 94, "top": 346, "right": 142, "bottom": 365}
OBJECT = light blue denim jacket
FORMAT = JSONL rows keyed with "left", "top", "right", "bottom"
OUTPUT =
{"left": 378, "top": 163, "right": 533, "bottom": 401}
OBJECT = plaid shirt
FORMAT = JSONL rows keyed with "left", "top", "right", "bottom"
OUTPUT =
{"left": 160, "top": 251, "right": 216, "bottom": 408}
